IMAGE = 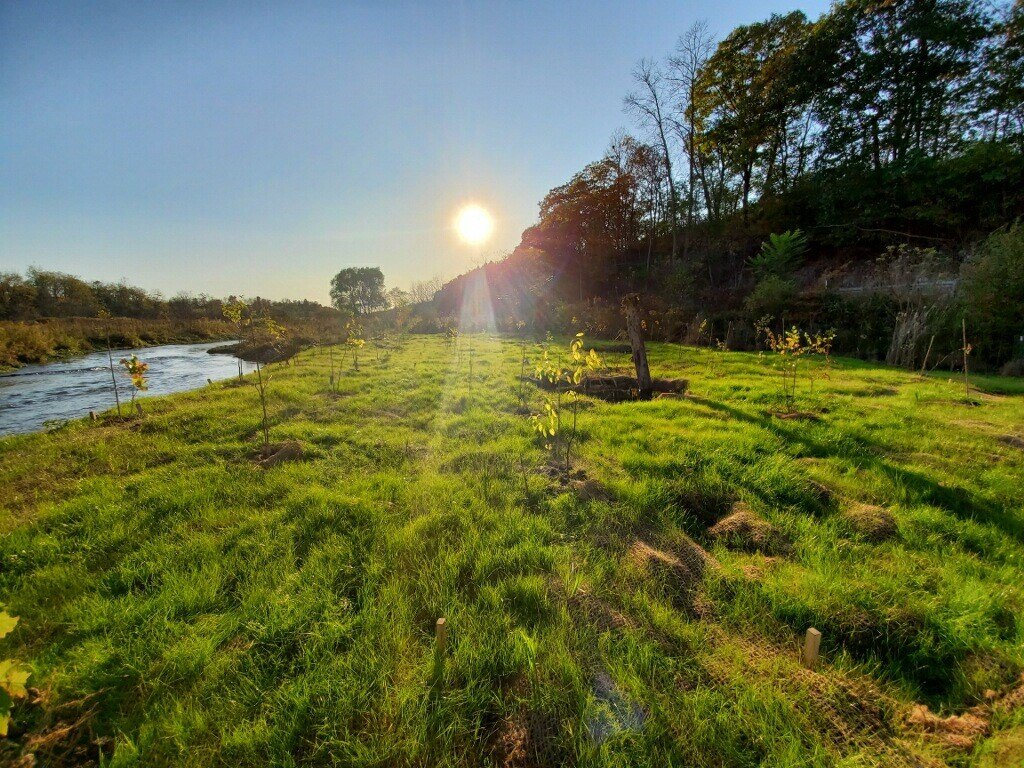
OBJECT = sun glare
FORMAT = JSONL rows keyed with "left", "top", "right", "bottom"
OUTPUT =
{"left": 455, "top": 205, "right": 493, "bottom": 245}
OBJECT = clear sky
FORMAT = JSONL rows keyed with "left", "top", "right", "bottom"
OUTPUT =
{"left": 1, "top": 0, "right": 829, "bottom": 304}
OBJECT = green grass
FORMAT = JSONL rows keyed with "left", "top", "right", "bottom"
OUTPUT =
{"left": 1, "top": 335, "right": 1023, "bottom": 766}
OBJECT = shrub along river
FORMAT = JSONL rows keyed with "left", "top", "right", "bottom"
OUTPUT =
{"left": 0, "top": 341, "right": 255, "bottom": 437}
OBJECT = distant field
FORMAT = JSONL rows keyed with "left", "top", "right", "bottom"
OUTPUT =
{"left": 1, "top": 335, "right": 1023, "bottom": 767}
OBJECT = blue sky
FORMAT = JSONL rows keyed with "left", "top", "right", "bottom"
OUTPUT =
{"left": 1, "top": 0, "right": 829, "bottom": 303}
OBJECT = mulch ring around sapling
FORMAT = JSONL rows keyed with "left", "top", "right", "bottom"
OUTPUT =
{"left": 769, "top": 410, "right": 822, "bottom": 421}
{"left": 250, "top": 439, "right": 304, "bottom": 469}
{"left": 529, "top": 371, "right": 688, "bottom": 402}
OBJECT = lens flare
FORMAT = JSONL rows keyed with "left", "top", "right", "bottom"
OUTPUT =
{"left": 455, "top": 205, "right": 493, "bottom": 245}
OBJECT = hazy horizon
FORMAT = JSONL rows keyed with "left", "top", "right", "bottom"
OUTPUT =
{"left": 1, "top": 0, "right": 829, "bottom": 304}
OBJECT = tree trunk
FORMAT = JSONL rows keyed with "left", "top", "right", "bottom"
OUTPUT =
{"left": 621, "top": 293, "right": 653, "bottom": 398}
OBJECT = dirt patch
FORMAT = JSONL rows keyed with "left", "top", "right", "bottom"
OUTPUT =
{"left": 795, "top": 668, "right": 894, "bottom": 749}
{"left": 998, "top": 434, "right": 1024, "bottom": 451}
{"left": 536, "top": 463, "right": 586, "bottom": 485}
{"left": 531, "top": 373, "right": 688, "bottom": 402}
{"left": 708, "top": 502, "right": 790, "bottom": 554}
{"left": 843, "top": 503, "right": 898, "bottom": 542}
{"left": 251, "top": 440, "right": 304, "bottom": 468}
{"left": 698, "top": 627, "right": 901, "bottom": 756}
{"left": 771, "top": 410, "right": 821, "bottom": 421}
{"left": 570, "top": 479, "right": 609, "bottom": 502}
{"left": 806, "top": 479, "right": 835, "bottom": 506}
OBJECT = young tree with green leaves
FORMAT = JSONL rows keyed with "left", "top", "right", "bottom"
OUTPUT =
{"left": 330, "top": 267, "right": 387, "bottom": 316}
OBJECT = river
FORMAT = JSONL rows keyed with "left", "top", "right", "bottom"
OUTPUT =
{"left": 0, "top": 341, "right": 256, "bottom": 437}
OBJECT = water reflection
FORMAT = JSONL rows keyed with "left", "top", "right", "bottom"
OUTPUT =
{"left": 0, "top": 341, "right": 255, "bottom": 436}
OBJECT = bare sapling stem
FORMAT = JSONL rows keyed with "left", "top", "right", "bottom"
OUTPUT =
{"left": 256, "top": 361, "right": 270, "bottom": 448}
{"left": 920, "top": 334, "right": 935, "bottom": 377}
{"left": 962, "top": 317, "right": 970, "bottom": 402}
{"left": 565, "top": 396, "right": 578, "bottom": 474}
{"left": 106, "top": 336, "right": 121, "bottom": 418}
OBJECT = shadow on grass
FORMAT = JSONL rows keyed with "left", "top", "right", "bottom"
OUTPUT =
{"left": 689, "top": 396, "right": 1024, "bottom": 542}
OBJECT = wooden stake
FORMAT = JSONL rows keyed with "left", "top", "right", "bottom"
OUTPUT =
{"left": 803, "top": 627, "right": 821, "bottom": 669}
{"left": 435, "top": 617, "right": 447, "bottom": 656}
{"left": 89, "top": 411, "right": 96, "bottom": 421}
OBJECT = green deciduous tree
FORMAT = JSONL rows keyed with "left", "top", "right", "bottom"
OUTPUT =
{"left": 330, "top": 267, "right": 387, "bottom": 316}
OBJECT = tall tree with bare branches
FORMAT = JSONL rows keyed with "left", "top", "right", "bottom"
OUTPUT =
{"left": 669, "top": 20, "right": 715, "bottom": 260}
{"left": 625, "top": 60, "right": 680, "bottom": 263}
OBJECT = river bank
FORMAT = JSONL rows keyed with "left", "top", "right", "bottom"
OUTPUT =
{"left": 0, "top": 340, "right": 253, "bottom": 435}
{"left": 0, "top": 317, "right": 238, "bottom": 372}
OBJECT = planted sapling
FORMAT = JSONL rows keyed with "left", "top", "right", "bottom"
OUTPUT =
{"left": 119, "top": 354, "right": 150, "bottom": 415}
{"left": 0, "top": 607, "right": 29, "bottom": 737}
{"left": 246, "top": 312, "right": 285, "bottom": 448}
{"left": 99, "top": 308, "right": 122, "bottom": 417}
{"left": 222, "top": 298, "right": 249, "bottom": 380}
{"left": 531, "top": 332, "right": 602, "bottom": 474}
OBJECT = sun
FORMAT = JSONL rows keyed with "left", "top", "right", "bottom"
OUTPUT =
{"left": 454, "top": 204, "right": 493, "bottom": 245}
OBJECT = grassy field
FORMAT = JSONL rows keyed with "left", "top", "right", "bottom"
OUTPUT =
{"left": 1, "top": 334, "right": 1023, "bottom": 767}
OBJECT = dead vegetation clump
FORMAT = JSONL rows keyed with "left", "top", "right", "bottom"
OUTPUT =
{"left": 491, "top": 714, "right": 531, "bottom": 768}
{"left": 490, "top": 708, "right": 571, "bottom": 768}
{"left": 627, "top": 537, "right": 718, "bottom": 614}
{"left": 569, "top": 478, "right": 609, "bottom": 502}
{"left": 8, "top": 687, "right": 109, "bottom": 768}
{"left": 903, "top": 673, "right": 1024, "bottom": 752}
{"left": 843, "top": 503, "right": 899, "bottom": 542}
{"left": 906, "top": 704, "right": 989, "bottom": 749}
{"left": 251, "top": 439, "right": 304, "bottom": 468}
{"left": 708, "top": 502, "right": 790, "bottom": 554}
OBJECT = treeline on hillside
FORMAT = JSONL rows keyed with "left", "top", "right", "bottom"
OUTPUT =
{"left": 434, "top": 0, "right": 1024, "bottom": 371}
{"left": 0, "top": 268, "right": 338, "bottom": 325}
{"left": 0, "top": 269, "right": 343, "bottom": 368}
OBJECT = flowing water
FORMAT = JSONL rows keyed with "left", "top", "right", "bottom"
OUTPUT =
{"left": 0, "top": 341, "right": 256, "bottom": 437}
